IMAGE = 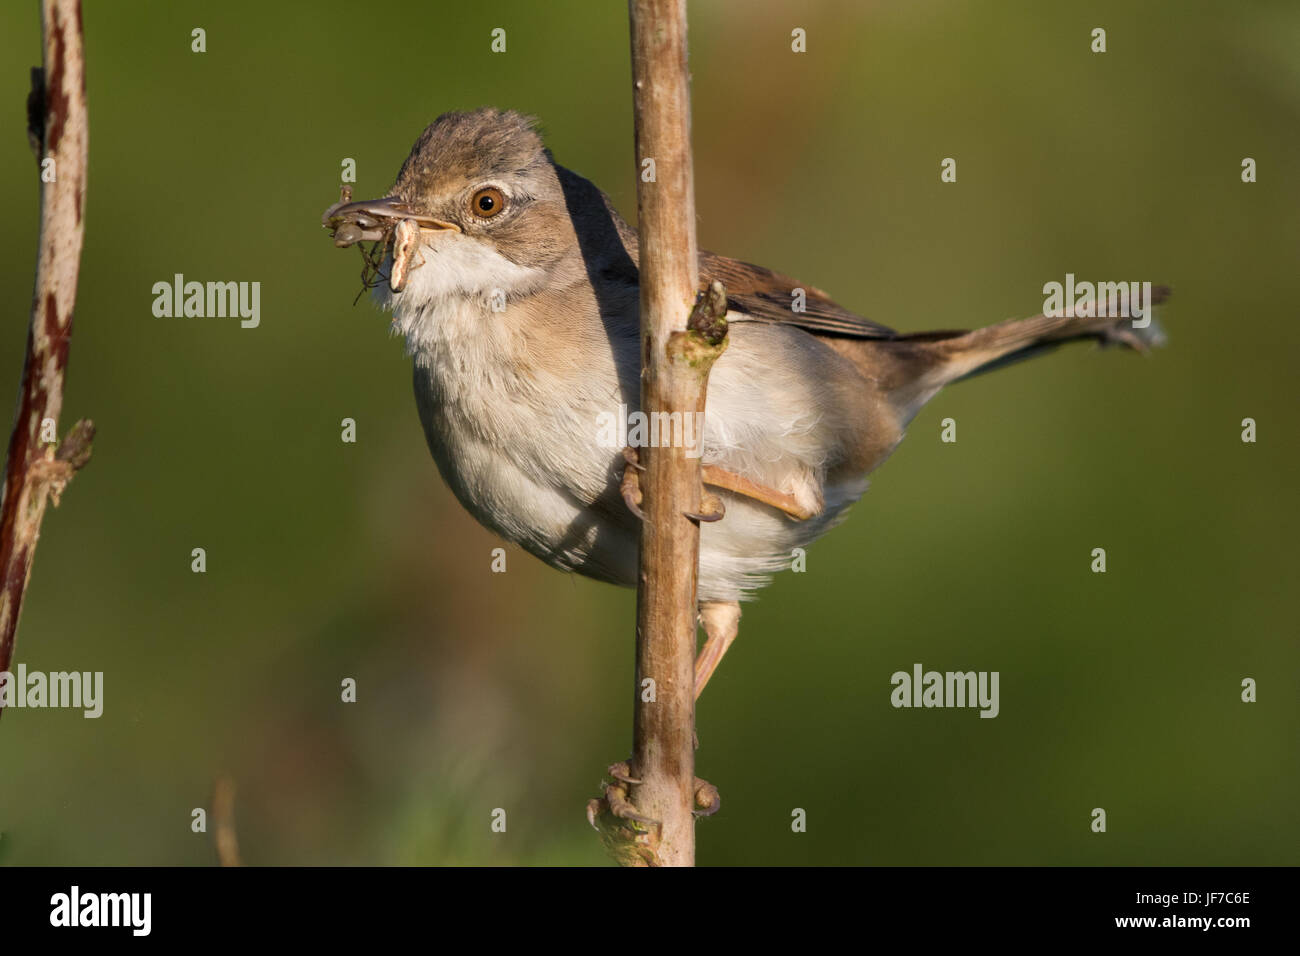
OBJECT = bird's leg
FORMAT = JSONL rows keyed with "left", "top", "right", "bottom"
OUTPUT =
{"left": 589, "top": 599, "right": 735, "bottom": 839}
{"left": 701, "top": 465, "right": 821, "bottom": 521}
{"left": 620, "top": 446, "right": 725, "bottom": 523}
{"left": 586, "top": 761, "right": 658, "bottom": 865}
{"left": 695, "top": 600, "right": 742, "bottom": 699}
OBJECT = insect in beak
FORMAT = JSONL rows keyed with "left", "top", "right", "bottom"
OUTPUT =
{"left": 322, "top": 186, "right": 460, "bottom": 295}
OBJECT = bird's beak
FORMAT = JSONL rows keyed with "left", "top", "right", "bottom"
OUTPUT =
{"left": 321, "top": 195, "right": 460, "bottom": 248}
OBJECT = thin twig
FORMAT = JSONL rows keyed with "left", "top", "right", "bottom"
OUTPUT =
{"left": 0, "top": 0, "right": 92, "bottom": 719}
{"left": 623, "top": 0, "right": 727, "bottom": 866}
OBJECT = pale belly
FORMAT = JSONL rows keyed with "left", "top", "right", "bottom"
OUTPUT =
{"left": 410, "top": 320, "right": 890, "bottom": 602}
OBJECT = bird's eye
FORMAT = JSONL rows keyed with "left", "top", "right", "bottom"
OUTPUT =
{"left": 470, "top": 186, "right": 506, "bottom": 219}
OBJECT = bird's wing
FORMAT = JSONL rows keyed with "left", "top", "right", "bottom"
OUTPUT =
{"left": 699, "top": 250, "right": 897, "bottom": 340}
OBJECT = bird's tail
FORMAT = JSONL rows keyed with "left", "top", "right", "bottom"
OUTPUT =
{"left": 880, "top": 286, "right": 1170, "bottom": 413}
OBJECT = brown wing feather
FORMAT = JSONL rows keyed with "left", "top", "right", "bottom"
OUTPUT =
{"left": 699, "top": 250, "right": 897, "bottom": 340}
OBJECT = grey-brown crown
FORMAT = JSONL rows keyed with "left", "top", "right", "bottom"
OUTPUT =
{"left": 392, "top": 108, "right": 551, "bottom": 206}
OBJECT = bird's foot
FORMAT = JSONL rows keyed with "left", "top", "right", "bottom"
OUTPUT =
{"left": 588, "top": 761, "right": 656, "bottom": 826}
{"left": 620, "top": 447, "right": 726, "bottom": 523}
{"left": 586, "top": 761, "right": 659, "bottom": 866}
{"left": 586, "top": 762, "right": 721, "bottom": 863}
{"left": 692, "top": 776, "right": 721, "bottom": 817}
{"left": 684, "top": 489, "right": 725, "bottom": 523}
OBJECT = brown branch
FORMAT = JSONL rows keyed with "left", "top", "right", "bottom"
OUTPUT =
{"left": 622, "top": 0, "right": 727, "bottom": 866}
{"left": 0, "top": 0, "right": 92, "bottom": 719}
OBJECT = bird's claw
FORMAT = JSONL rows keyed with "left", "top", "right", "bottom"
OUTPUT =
{"left": 586, "top": 761, "right": 722, "bottom": 864}
{"left": 587, "top": 761, "right": 658, "bottom": 829}
{"left": 621, "top": 446, "right": 727, "bottom": 524}
{"left": 607, "top": 760, "right": 642, "bottom": 786}
{"left": 620, "top": 449, "right": 645, "bottom": 520}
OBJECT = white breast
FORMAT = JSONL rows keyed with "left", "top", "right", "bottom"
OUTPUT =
{"left": 376, "top": 246, "right": 872, "bottom": 602}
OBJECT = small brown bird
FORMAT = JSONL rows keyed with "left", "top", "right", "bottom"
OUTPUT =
{"left": 323, "top": 108, "right": 1167, "bottom": 695}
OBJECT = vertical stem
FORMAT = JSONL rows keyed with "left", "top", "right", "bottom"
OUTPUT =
{"left": 628, "top": 0, "right": 701, "bottom": 866}
{"left": 0, "top": 0, "right": 91, "bottom": 717}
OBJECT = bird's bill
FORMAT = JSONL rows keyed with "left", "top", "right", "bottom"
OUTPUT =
{"left": 321, "top": 196, "right": 460, "bottom": 247}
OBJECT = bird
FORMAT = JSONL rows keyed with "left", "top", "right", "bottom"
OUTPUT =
{"left": 321, "top": 107, "right": 1167, "bottom": 697}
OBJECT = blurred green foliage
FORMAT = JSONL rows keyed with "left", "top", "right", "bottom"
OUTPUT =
{"left": 0, "top": 0, "right": 1295, "bottom": 865}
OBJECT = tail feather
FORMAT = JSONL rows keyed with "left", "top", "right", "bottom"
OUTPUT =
{"left": 878, "top": 286, "right": 1170, "bottom": 417}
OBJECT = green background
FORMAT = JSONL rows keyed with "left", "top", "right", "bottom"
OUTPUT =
{"left": 0, "top": 0, "right": 1295, "bottom": 865}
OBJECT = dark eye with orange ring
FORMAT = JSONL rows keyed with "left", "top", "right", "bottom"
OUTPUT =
{"left": 470, "top": 186, "right": 506, "bottom": 219}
